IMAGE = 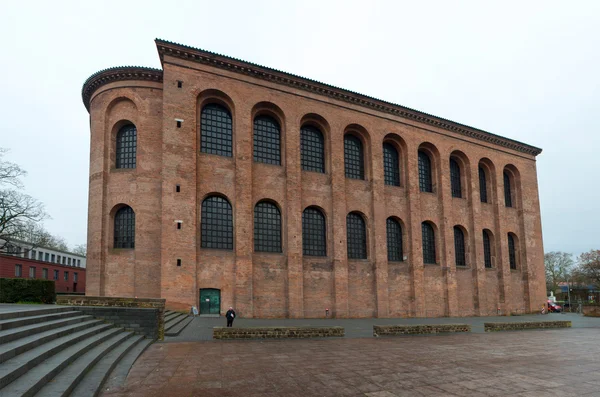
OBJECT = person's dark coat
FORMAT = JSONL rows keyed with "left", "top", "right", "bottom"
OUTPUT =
{"left": 226, "top": 309, "right": 236, "bottom": 319}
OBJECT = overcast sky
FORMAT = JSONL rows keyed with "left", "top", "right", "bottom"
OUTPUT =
{"left": 1, "top": 1, "right": 598, "bottom": 256}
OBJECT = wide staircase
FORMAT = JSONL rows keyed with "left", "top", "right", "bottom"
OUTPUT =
{"left": 0, "top": 306, "right": 153, "bottom": 397}
{"left": 164, "top": 310, "right": 193, "bottom": 337}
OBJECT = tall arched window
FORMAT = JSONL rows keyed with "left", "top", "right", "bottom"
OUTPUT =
{"left": 504, "top": 172, "right": 513, "bottom": 207}
{"left": 302, "top": 207, "right": 326, "bottom": 256}
{"left": 253, "top": 115, "right": 281, "bottom": 165}
{"left": 422, "top": 222, "right": 436, "bottom": 264}
{"left": 116, "top": 124, "right": 137, "bottom": 169}
{"left": 254, "top": 201, "right": 282, "bottom": 253}
{"left": 201, "top": 196, "right": 233, "bottom": 250}
{"left": 383, "top": 143, "right": 400, "bottom": 186}
{"left": 454, "top": 226, "right": 466, "bottom": 266}
{"left": 344, "top": 135, "right": 364, "bottom": 179}
{"left": 346, "top": 212, "right": 367, "bottom": 259}
{"left": 114, "top": 206, "right": 135, "bottom": 249}
{"left": 508, "top": 234, "right": 517, "bottom": 270}
{"left": 300, "top": 125, "right": 325, "bottom": 173}
{"left": 418, "top": 151, "right": 433, "bottom": 193}
{"left": 479, "top": 166, "right": 488, "bottom": 203}
{"left": 200, "top": 104, "right": 233, "bottom": 157}
{"left": 386, "top": 218, "right": 403, "bottom": 261}
{"left": 450, "top": 158, "right": 462, "bottom": 198}
{"left": 483, "top": 230, "right": 492, "bottom": 268}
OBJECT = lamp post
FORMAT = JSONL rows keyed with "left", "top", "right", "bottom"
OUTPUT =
{"left": 567, "top": 278, "right": 572, "bottom": 313}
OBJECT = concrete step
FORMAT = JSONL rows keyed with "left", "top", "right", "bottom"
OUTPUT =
{"left": 164, "top": 313, "right": 189, "bottom": 332}
{"left": 0, "top": 311, "right": 81, "bottom": 331}
{"left": 0, "top": 323, "right": 113, "bottom": 389}
{"left": 0, "top": 315, "right": 94, "bottom": 345}
{"left": 0, "top": 327, "right": 122, "bottom": 396}
{"left": 164, "top": 311, "right": 180, "bottom": 321}
{"left": 0, "top": 307, "right": 75, "bottom": 321}
{"left": 165, "top": 316, "right": 193, "bottom": 337}
{"left": 0, "top": 319, "right": 103, "bottom": 364}
{"left": 69, "top": 335, "right": 145, "bottom": 397}
{"left": 101, "top": 338, "right": 153, "bottom": 393}
{"left": 34, "top": 331, "right": 135, "bottom": 397}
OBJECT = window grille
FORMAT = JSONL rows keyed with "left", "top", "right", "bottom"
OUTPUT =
{"left": 483, "top": 230, "right": 492, "bottom": 268}
{"left": 479, "top": 167, "right": 488, "bottom": 203}
{"left": 253, "top": 115, "right": 281, "bottom": 165}
{"left": 508, "top": 234, "right": 517, "bottom": 269}
{"left": 344, "top": 135, "right": 364, "bottom": 179}
{"left": 201, "top": 196, "right": 233, "bottom": 250}
{"left": 418, "top": 151, "right": 433, "bottom": 192}
{"left": 504, "top": 172, "right": 513, "bottom": 207}
{"left": 386, "top": 218, "right": 403, "bottom": 261}
{"left": 383, "top": 143, "right": 400, "bottom": 186}
{"left": 300, "top": 125, "right": 325, "bottom": 173}
{"left": 116, "top": 124, "right": 137, "bottom": 169}
{"left": 302, "top": 207, "right": 326, "bottom": 256}
{"left": 422, "top": 222, "right": 436, "bottom": 264}
{"left": 454, "top": 227, "right": 466, "bottom": 266}
{"left": 450, "top": 158, "right": 462, "bottom": 198}
{"left": 200, "top": 104, "right": 233, "bottom": 157}
{"left": 346, "top": 212, "right": 367, "bottom": 259}
{"left": 254, "top": 201, "right": 282, "bottom": 253}
{"left": 114, "top": 206, "right": 135, "bottom": 249}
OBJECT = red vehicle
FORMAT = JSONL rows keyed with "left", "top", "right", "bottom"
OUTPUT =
{"left": 547, "top": 301, "right": 562, "bottom": 313}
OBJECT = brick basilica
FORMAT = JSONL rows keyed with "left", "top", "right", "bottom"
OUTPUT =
{"left": 82, "top": 39, "right": 545, "bottom": 318}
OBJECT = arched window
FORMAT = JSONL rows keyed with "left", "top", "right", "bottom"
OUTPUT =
{"left": 200, "top": 104, "right": 233, "bottom": 157}
{"left": 508, "top": 234, "right": 517, "bottom": 270}
{"left": 483, "top": 230, "right": 492, "bottom": 268}
{"left": 454, "top": 226, "right": 466, "bottom": 266}
{"left": 302, "top": 207, "right": 326, "bottom": 256}
{"left": 450, "top": 158, "right": 462, "bottom": 198}
{"left": 114, "top": 206, "right": 135, "bottom": 249}
{"left": 300, "top": 125, "right": 325, "bottom": 173}
{"left": 479, "top": 167, "right": 488, "bottom": 203}
{"left": 418, "top": 151, "right": 433, "bottom": 192}
{"left": 383, "top": 143, "right": 400, "bottom": 186}
{"left": 253, "top": 115, "right": 281, "bottom": 165}
{"left": 116, "top": 124, "right": 137, "bottom": 169}
{"left": 254, "top": 201, "right": 282, "bottom": 253}
{"left": 346, "top": 212, "right": 367, "bottom": 259}
{"left": 344, "top": 135, "right": 364, "bottom": 179}
{"left": 201, "top": 196, "right": 233, "bottom": 250}
{"left": 504, "top": 172, "right": 513, "bottom": 207}
{"left": 386, "top": 218, "right": 403, "bottom": 261}
{"left": 422, "top": 222, "right": 436, "bottom": 264}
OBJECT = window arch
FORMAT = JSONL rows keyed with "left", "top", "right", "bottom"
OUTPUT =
{"left": 200, "top": 103, "right": 233, "bottom": 157}
{"left": 386, "top": 218, "right": 403, "bottom": 261}
{"left": 253, "top": 115, "right": 281, "bottom": 165}
{"left": 383, "top": 143, "right": 400, "bottom": 186}
{"left": 504, "top": 172, "right": 513, "bottom": 207}
{"left": 116, "top": 124, "right": 137, "bottom": 169}
{"left": 483, "top": 230, "right": 493, "bottom": 268}
{"left": 418, "top": 151, "right": 433, "bottom": 192}
{"left": 344, "top": 135, "right": 364, "bottom": 179}
{"left": 114, "top": 206, "right": 135, "bottom": 249}
{"left": 302, "top": 207, "right": 326, "bottom": 256}
{"left": 254, "top": 201, "right": 282, "bottom": 253}
{"left": 450, "top": 158, "right": 462, "bottom": 198}
{"left": 300, "top": 125, "right": 325, "bottom": 173}
{"left": 201, "top": 196, "right": 233, "bottom": 250}
{"left": 422, "top": 222, "right": 436, "bottom": 264}
{"left": 453, "top": 226, "right": 466, "bottom": 266}
{"left": 346, "top": 212, "right": 367, "bottom": 259}
{"left": 508, "top": 233, "right": 517, "bottom": 270}
{"left": 479, "top": 166, "right": 488, "bottom": 203}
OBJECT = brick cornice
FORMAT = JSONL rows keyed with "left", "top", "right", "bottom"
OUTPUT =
{"left": 155, "top": 39, "right": 542, "bottom": 156}
{"left": 81, "top": 66, "right": 163, "bottom": 111}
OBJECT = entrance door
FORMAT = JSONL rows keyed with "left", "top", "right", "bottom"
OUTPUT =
{"left": 199, "top": 288, "right": 221, "bottom": 315}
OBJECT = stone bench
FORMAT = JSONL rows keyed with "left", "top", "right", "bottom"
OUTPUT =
{"left": 213, "top": 326, "right": 344, "bottom": 339}
{"left": 373, "top": 324, "right": 471, "bottom": 336}
{"left": 484, "top": 321, "right": 571, "bottom": 332}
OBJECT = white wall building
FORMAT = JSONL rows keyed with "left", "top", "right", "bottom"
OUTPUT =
{"left": 0, "top": 239, "right": 86, "bottom": 269}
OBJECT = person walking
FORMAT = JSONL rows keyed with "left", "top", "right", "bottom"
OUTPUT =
{"left": 226, "top": 307, "right": 236, "bottom": 327}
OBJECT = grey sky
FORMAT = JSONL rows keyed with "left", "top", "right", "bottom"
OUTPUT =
{"left": 1, "top": 1, "right": 598, "bottom": 256}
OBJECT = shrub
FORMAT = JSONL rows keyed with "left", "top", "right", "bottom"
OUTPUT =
{"left": 0, "top": 278, "right": 56, "bottom": 303}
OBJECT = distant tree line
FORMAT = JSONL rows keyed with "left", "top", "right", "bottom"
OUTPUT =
{"left": 545, "top": 250, "right": 600, "bottom": 300}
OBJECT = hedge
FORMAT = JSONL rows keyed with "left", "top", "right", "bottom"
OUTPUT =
{"left": 0, "top": 278, "right": 56, "bottom": 303}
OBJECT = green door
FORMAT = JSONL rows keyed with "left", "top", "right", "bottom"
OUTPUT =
{"left": 199, "top": 288, "right": 221, "bottom": 315}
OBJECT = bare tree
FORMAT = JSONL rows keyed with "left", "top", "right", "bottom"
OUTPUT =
{"left": 545, "top": 251, "right": 574, "bottom": 294}
{"left": 72, "top": 244, "right": 87, "bottom": 257}
{"left": 577, "top": 249, "right": 600, "bottom": 289}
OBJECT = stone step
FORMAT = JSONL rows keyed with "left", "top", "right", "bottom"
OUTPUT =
{"left": 164, "top": 311, "right": 180, "bottom": 321}
{"left": 0, "top": 323, "right": 113, "bottom": 389}
{"left": 101, "top": 338, "right": 153, "bottom": 394}
{"left": 0, "top": 315, "right": 94, "bottom": 345}
{"left": 0, "top": 311, "right": 81, "bottom": 331}
{"left": 33, "top": 331, "right": 135, "bottom": 397}
{"left": 165, "top": 316, "right": 193, "bottom": 337}
{"left": 69, "top": 335, "right": 145, "bottom": 397}
{"left": 0, "top": 327, "right": 122, "bottom": 396}
{"left": 0, "top": 319, "right": 103, "bottom": 364}
{"left": 0, "top": 307, "right": 75, "bottom": 322}
{"left": 164, "top": 313, "right": 189, "bottom": 332}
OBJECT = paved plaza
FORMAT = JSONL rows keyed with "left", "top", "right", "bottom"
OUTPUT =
{"left": 101, "top": 325, "right": 600, "bottom": 397}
